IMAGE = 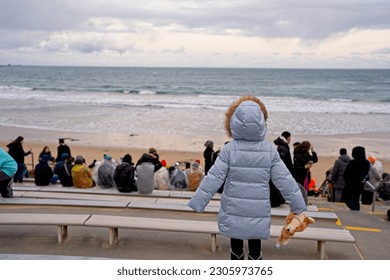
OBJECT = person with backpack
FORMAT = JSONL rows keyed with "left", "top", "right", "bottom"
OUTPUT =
{"left": 114, "top": 154, "right": 137, "bottom": 192}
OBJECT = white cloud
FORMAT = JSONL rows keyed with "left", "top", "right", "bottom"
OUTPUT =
{"left": 0, "top": 1, "right": 389, "bottom": 68}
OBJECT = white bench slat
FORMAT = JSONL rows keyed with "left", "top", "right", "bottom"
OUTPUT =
{"left": 0, "top": 213, "right": 91, "bottom": 243}
{"left": 0, "top": 197, "right": 129, "bottom": 208}
{"left": 84, "top": 215, "right": 219, "bottom": 251}
{"left": 4, "top": 194, "right": 336, "bottom": 221}
{"left": 270, "top": 225, "right": 355, "bottom": 260}
{"left": 0, "top": 212, "right": 354, "bottom": 259}
{"left": 13, "top": 184, "right": 219, "bottom": 199}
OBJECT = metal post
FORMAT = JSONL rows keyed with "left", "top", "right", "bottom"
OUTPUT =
{"left": 364, "top": 180, "right": 376, "bottom": 212}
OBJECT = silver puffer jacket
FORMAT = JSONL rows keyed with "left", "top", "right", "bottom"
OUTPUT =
{"left": 188, "top": 98, "right": 306, "bottom": 240}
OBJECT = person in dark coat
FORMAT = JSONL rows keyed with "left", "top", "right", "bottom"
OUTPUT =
{"left": 34, "top": 155, "right": 54, "bottom": 186}
{"left": 343, "top": 146, "right": 370, "bottom": 211}
{"left": 6, "top": 136, "right": 32, "bottom": 183}
{"left": 57, "top": 153, "right": 74, "bottom": 187}
{"left": 292, "top": 141, "right": 318, "bottom": 188}
{"left": 273, "top": 131, "right": 293, "bottom": 172}
{"left": 114, "top": 154, "right": 137, "bottom": 192}
{"left": 270, "top": 131, "right": 295, "bottom": 206}
{"left": 56, "top": 138, "right": 71, "bottom": 162}
{"left": 203, "top": 140, "right": 217, "bottom": 175}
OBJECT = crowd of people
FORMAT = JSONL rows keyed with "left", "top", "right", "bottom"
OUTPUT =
{"left": 1, "top": 130, "right": 388, "bottom": 208}
{"left": 0, "top": 137, "right": 207, "bottom": 195}
{"left": 1, "top": 95, "right": 390, "bottom": 260}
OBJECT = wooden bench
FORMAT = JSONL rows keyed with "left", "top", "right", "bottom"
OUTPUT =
{"left": 0, "top": 213, "right": 91, "bottom": 243}
{"left": 13, "top": 184, "right": 221, "bottom": 200}
{"left": 0, "top": 212, "right": 354, "bottom": 259}
{"left": 0, "top": 197, "right": 130, "bottom": 208}
{"left": 84, "top": 215, "right": 354, "bottom": 259}
{"left": 84, "top": 215, "right": 219, "bottom": 251}
{"left": 2, "top": 196, "right": 335, "bottom": 222}
{"left": 270, "top": 225, "right": 356, "bottom": 260}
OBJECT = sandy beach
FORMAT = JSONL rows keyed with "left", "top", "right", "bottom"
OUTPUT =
{"left": 1, "top": 124, "right": 389, "bottom": 183}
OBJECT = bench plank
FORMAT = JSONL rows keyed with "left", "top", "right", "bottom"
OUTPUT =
{"left": 0, "top": 212, "right": 354, "bottom": 259}
{"left": 270, "top": 225, "right": 355, "bottom": 259}
{"left": 84, "top": 215, "right": 219, "bottom": 251}
{"left": 0, "top": 198, "right": 129, "bottom": 208}
{"left": 3, "top": 195, "right": 335, "bottom": 222}
{"left": 0, "top": 213, "right": 91, "bottom": 243}
{"left": 84, "top": 214, "right": 354, "bottom": 258}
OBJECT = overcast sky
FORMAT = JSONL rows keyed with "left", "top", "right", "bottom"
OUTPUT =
{"left": 1, "top": 0, "right": 390, "bottom": 68}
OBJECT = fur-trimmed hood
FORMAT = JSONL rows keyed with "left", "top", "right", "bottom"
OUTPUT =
{"left": 225, "top": 96, "right": 268, "bottom": 141}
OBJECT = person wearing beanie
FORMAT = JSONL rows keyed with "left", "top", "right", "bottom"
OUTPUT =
{"left": 114, "top": 154, "right": 137, "bottom": 192}
{"left": 203, "top": 140, "right": 216, "bottom": 175}
{"left": 343, "top": 146, "right": 370, "bottom": 211}
{"left": 71, "top": 155, "right": 95, "bottom": 188}
{"left": 188, "top": 96, "right": 306, "bottom": 260}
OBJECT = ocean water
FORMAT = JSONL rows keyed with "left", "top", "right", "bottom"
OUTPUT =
{"left": 0, "top": 66, "right": 390, "bottom": 136}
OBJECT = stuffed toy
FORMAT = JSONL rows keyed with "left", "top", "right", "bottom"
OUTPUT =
{"left": 275, "top": 212, "right": 315, "bottom": 249}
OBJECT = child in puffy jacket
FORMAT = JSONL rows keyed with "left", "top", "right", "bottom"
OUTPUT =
{"left": 188, "top": 96, "right": 307, "bottom": 260}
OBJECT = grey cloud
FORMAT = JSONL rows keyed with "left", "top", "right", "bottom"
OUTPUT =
{"left": 374, "top": 48, "right": 390, "bottom": 54}
{"left": 1, "top": 0, "right": 389, "bottom": 40}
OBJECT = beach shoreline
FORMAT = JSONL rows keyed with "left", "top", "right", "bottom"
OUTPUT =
{"left": 1, "top": 124, "right": 389, "bottom": 183}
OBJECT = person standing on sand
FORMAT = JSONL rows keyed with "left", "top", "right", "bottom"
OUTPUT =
{"left": 273, "top": 131, "right": 293, "bottom": 172}
{"left": 56, "top": 138, "right": 71, "bottom": 162}
{"left": 203, "top": 140, "right": 217, "bottom": 175}
{"left": 188, "top": 96, "right": 306, "bottom": 260}
{"left": 331, "top": 148, "right": 351, "bottom": 202}
{"left": 343, "top": 146, "right": 370, "bottom": 211}
{"left": 292, "top": 141, "right": 318, "bottom": 191}
{"left": 6, "top": 136, "right": 32, "bottom": 183}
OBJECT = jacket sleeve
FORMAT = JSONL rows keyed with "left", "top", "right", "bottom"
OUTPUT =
{"left": 188, "top": 147, "right": 229, "bottom": 212}
{"left": 270, "top": 150, "right": 307, "bottom": 214}
{"left": 331, "top": 160, "right": 339, "bottom": 182}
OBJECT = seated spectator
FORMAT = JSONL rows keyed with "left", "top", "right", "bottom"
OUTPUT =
{"left": 71, "top": 155, "right": 95, "bottom": 188}
{"left": 34, "top": 155, "right": 54, "bottom": 186}
{"left": 154, "top": 163, "right": 170, "bottom": 190}
{"left": 149, "top": 147, "right": 163, "bottom": 171}
{"left": 114, "top": 154, "right": 137, "bottom": 193}
{"left": 97, "top": 154, "right": 116, "bottom": 189}
{"left": 362, "top": 157, "right": 382, "bottom": 205}
{"left": 136, "top": 153, "right": 155, "bottom": 194}
{"left": 58, "top": 154, "right": 74, "bottom": 187}
{"left": 186, "top": 161, "right": 204, "bottom": 191}
{"left": 377, "top": 172, "right": 390, "bottom": 200}
{"left": 39, "top": 146, "right": 55, "bottom": 162}
{"left": 169, "top": 163, "right": 187, "bottom": 190}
